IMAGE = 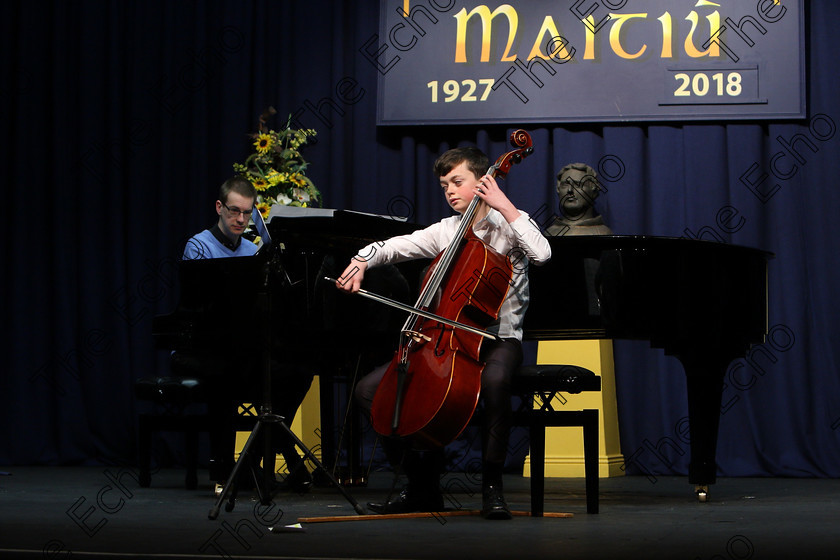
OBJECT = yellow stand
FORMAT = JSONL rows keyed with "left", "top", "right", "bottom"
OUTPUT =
{"left": 234, "top": 376, "right": 322, "bottom": 473}
{"left": 523, "top": 340, "right": 624, "bottom": 478}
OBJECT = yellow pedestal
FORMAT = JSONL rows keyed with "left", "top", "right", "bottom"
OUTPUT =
{"left": 523, "top": 340, "right": 624, "bottom": 478}
{"left": 234, "top": 376, "right": 322, "bottom": 473}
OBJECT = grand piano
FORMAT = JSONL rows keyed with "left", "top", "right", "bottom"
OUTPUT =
{"left": 524, "top": 235, "right": 772, "bottom": 497}
{"left": 154, "top": 208, "right": 772, "bottom": 498}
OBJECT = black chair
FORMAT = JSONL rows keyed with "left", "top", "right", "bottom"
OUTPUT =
{"left": 511, "top": 364, "right": 602, "bottom": 515}
{"left": 134, "top": 376, "right": 210, "bottom": 489}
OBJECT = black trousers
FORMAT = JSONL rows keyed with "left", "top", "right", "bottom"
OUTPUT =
{"left": 354, "top": 338, "right": 523, "bottom": 480}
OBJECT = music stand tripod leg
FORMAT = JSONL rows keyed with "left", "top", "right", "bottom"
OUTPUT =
{"left": 208, "top": 417, "right": 271, "bottom": 520}
{"left": 275, "top": 420, "right": 367, "bottom": 515}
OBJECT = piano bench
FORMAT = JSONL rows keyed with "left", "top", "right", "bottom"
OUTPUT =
{"left": 134, "top": 376, "right": 210, "bottom": 490}
{"left": 512, "top": 364, "right": 601, "bottom": 515}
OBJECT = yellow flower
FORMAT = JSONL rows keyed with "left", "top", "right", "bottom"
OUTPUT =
{"left": 266, "top": 169, "right": 281, "bottom": 186}
{"left": 256, "top": 202, "right": 270, "bottom": 218}
{"left": 251, "top": 177, "right": 269, "bottom": 191}
{"left": 254, "top": 133, "right": 273, "bottom": 154}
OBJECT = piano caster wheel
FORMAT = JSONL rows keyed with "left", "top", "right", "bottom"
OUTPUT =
{"left": 695, "top": 485, "right": 709, "bottom": 502}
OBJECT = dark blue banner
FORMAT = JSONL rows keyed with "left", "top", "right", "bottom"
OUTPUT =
{"left": 371, "top": 0, "right": 805, "bottom": 125}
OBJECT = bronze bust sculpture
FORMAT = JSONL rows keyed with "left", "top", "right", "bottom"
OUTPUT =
{"left": 545, "top": 162, "right": 613, "bottom": 237}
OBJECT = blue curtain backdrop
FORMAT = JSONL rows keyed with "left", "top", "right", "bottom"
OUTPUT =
{"left": 2, "top": 0, "right": 839, "bottom": 479}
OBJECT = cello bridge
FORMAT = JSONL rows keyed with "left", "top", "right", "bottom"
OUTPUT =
{"left": 403, "top": 330, "right": 432, "bottom": 344}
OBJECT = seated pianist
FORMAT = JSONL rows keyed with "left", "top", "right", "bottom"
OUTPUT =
{"left": 177, "top": 176, "right": 315, "bottom": 492}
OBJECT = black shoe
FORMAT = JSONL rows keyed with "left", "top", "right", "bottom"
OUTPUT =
{"left": 368, "top": 488, "right": 443, "bottom": 514}
{"left": 481, "top": 485, "right": 512, "bottom": 520}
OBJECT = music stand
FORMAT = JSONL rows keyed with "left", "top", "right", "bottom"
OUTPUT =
{"left": 208, "top": 211, "right": 365, "bottom": 519}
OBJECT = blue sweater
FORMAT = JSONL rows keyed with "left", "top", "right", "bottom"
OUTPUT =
{"left": 182, "top": 229, "right": 257, "bottom": 260}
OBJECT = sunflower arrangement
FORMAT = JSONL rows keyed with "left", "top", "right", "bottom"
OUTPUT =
{"left": 233, "top": 107, "right": 321, "bottom": 218}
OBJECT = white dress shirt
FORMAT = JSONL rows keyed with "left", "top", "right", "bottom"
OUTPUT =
{"left": 355, "top": 209, "right": 552, "bottom": 340}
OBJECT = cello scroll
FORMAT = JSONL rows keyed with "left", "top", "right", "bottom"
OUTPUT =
{"left": 488, "top": 130, "right": 534, "bottom": 179}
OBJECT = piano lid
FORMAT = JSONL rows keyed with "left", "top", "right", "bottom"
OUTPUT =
{"left": 523, "top": 235, "right": 774, "bottom": 350}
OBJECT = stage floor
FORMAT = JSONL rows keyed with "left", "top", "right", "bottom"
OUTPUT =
{"left": 1, "top": 466, "right": 838, "bottom": 559}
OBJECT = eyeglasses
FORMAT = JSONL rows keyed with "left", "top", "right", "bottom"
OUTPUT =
{"left": 221, "top": 201, "right": 253, "bottom": 218}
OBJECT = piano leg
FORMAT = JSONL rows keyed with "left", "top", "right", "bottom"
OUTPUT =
{"left": 679, "top": 350, "right": 730, "bottom": 502}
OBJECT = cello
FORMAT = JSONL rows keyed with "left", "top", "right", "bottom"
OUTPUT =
{"left": 366, "top": 130, "right": 535, "bottom": 448}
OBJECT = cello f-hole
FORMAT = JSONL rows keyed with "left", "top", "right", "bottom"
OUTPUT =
{"left": 433, "top": 327, "right": 446, "bottom": 357}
